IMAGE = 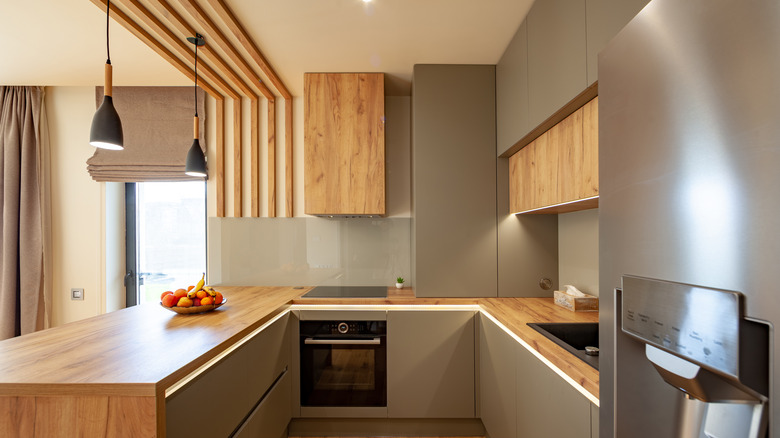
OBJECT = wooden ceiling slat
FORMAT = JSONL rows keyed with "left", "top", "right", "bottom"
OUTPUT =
{"left": 89, "top": 0, "right": 223, "bottom": 99}
{"left": 146, "top": 0, "right": 257, "bottom": 99}
{"left": 202, "top": 0, "right": 292, "bottom": 100}
{"left": 112, "top": 0, "right": 240, "bottom": 100}
{"left": 285, "top": 98, "right": 293, "bottom": 217}
{"left": 173, "top": 0, "right": 275, "bottom": 101}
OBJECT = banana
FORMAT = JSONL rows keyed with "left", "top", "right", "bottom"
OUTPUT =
{"left": 204, "top": 286, "right": 217, "bottom": 297}
{"left": 193, "top": 273, "right": 205, "bottom": 293}
{"left": 187, "top": 289, "right": 198, "bottom": 299}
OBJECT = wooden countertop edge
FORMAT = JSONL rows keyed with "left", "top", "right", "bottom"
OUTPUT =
{"left": 0, "top": 287, "right": 598, "bottom": 403}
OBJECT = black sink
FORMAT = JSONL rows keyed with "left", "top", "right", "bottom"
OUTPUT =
{"left": 527, "top": 322, "right": 599, "bottom": 370}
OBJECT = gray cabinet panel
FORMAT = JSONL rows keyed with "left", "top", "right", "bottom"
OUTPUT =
{"left": 585, "top": 0, "right": 651, "bottom": 84}
{"left": 516, "top": 342, "right": 590, "bottom": 438}
{"left": 591, "top": 403, "right": 599, "bottom": 438}
{"left": 233, "top": 370, "right": 292, "bottom": 438}
{"left": 479, "top": 314, "right": 517, "bottom": 438}
{"left": 497, "top": 19, "right": 530, "bottom": 156}
{"left": 527, "top": 0, "right": 587, "bottom": 128}
{"left": 387, "top": 310, "right": 475, "bottom": 418}
{"left": 411, "top": 64, "right": 497, "bottom": 297}
{"left": 166, "top": 313, "right": 290, "bottom": 438}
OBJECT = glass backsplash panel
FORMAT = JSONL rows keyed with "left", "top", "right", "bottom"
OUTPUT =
{"left": 208, "top": 217, "right": 412, "bottom": 287}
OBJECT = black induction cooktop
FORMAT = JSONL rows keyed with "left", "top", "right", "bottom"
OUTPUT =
{"left": 302, "top": 285, "right": 388, "bottom": 298}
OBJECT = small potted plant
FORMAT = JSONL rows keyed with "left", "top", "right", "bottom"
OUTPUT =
{"left": 395, "top": 276, "right": 405, "bottom": 289}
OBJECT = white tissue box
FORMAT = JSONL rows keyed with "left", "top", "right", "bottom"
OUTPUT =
{"left": 554, "top": 290, "right": 599, "bottom": 312}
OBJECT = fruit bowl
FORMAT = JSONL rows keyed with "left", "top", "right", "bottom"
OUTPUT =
{"left": 161, "top": 298, "right": 226, "bottom": 315}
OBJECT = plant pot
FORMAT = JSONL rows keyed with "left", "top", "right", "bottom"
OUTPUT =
{"left": 395, "top": 283, "right": 404, "bottom": 289}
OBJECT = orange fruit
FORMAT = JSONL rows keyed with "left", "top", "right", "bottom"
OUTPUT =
{"left": 161, "top": 294, "right": 177, "bottom": 307}
{"left": 161, "top": 290, "right": 173, "bottom": 300}
{"left": 201, "top": 296, "right": 213, "bottom": 305}
{"left": 174, "top": 289, "right": 188, "bottom": 299}
{"left": 177, "top": 297, "right": 193, "bottom": 307}
{"left": 187, "top": 285, "right": 195, "bottom": 292}
{"left": 214, "top": 292, "right": 224, "bottom": 305}
{"left": 196, "top": 290, "right": 208, "bottom": 299}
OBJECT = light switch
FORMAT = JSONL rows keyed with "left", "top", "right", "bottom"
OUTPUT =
{"left": 71, "top": 288, "right": 84, "bottom": 300}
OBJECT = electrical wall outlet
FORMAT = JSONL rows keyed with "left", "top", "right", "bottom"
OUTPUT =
{"left": 71, "top": 288, "right": 84, "bottom": 300}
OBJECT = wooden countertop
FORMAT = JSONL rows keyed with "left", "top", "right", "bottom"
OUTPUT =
{"left": 0, "top": 286, "right": 598, "bottom": 401}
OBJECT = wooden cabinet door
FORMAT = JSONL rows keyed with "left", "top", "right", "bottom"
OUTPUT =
{"left": 580, "top": 96, "right": 599, "bottom": 200}
{"left": 387, "top": 310, "right": 475, "bottom": 418}
{"left": 554, "top": 107, "right": 584, "bottom": 203}
{"left": 304, "top": 73, "right": 385, "bottom": 216}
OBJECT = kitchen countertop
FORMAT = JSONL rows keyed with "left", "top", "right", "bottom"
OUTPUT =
{"left": 0, "top": 286, "right": 599, "bottom": 401}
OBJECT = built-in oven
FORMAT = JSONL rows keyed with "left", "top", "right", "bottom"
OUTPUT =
{"left": 299, "top": 319, "right": 387, "bottom": 408}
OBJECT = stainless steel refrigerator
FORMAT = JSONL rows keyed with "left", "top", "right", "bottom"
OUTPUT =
{"left": 599, "top": 0, "right": 779, "bottom": 437}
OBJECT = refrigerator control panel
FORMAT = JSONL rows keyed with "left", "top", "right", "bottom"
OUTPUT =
{"left": 621, "top": 275, "right": 741, "bottom": 377}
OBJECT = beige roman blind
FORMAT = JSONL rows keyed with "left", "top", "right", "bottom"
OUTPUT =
{"left": 87, "top": 86, "right": 206, "bottom": 182}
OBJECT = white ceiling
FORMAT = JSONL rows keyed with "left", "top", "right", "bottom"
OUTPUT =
{"left": 0, "top": 0, "right": 534, "bottom": 96}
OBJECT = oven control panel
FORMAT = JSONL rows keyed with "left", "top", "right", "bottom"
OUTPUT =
{"left": 621, "top": 275, "right": 742, "bottom": 377}
{"left": 299, "top": 320, "right": 387, "bottom": 337}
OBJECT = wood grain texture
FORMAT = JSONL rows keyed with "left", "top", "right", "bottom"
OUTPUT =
{"left": 145, "top": 0, "right": 254, "bottom": 99}
{"left": 88, "top": 0, "right": 220, "bottom": 98}
{"left": 0, "top": 395, "right": 156, "bottom": 438}
{"left": 250, "top": 98, "right": 260, "bottom": 217}
{"left": 111, "top": 0, "right": 240, "bottom": 100}
{"left": 216, "top": 98, "right": 225, "bottom": 217}
{"left": 173, "top": 0, "right": 274, "bottom": 100}
{"left": 553, "top": 107, "right": 584, "bottom": 203}
{"left": 581, "top": 96, "right": 599, "bottom": 198}
{"left": 233, "top": 98, "right": 243, "bottom": 217}
{"left": 202, "top": 0, "right": 292, "bottom": 100}
{"left": 285, "top": 98, "right": 294, "bottom": 217}
{"left": 268, "top": 99, "right": 277, "bottom": 217}
{"left": 304, "top": 73, "right": 385, "bottom": 216}
{"left": 480, "top": 298, "right": 599, "bottom": 399}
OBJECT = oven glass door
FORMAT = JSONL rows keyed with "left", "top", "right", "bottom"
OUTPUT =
{"left": 300, "top": 336, "right": 387, "bottom": 407}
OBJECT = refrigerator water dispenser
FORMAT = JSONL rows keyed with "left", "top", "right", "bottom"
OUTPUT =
{"left": 621, "top": 276, "right": 770, "bottom": 438}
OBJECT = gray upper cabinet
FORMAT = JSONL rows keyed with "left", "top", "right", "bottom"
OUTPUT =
{"left": 412, "top": 65, "right": 497, "bottom": 297}
{"left": 479, "top": 314, "right": 517, "bottom": 438}
{"left": 527, "top": 0, "right": 587, "bottom": 130}
{"left": 496, "top": 19, "right": 530, "bottom": 156}
{"left": 387, "top": 310, "right": 476, "bottom": 418}
{"left": 585, "top": 0, "right": 652, "bottom": 84}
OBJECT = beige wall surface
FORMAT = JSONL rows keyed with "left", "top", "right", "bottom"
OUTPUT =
{"left": 46, "top": 87, "right": 106, "bottom": 326}
{"left": 558, "top": 209, "right": 599, "bottom": 296}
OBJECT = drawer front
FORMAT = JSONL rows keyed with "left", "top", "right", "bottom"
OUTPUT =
{"left": 166, "top": 313, "right": 290, "bottom": 438}
{"left": 234, "top": 370, "right": 292, "bottom": 438}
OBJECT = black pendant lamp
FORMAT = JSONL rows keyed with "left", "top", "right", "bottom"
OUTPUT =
{"left": 90, "top": 0, "right": 123, "bottom": 150}
{"left": 185, "top": 34, "right": 207, "bottom": 177}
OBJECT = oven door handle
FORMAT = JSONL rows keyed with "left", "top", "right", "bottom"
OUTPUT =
{"left": 304, "top": 337, "right": 381, "bottom": 345}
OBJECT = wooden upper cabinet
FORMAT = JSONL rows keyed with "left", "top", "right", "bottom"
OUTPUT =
{"left": 304, "top": 73, "right": 386, "bottom": 216}
{"left": 509, "top": 97, "right": 599, "bottom": 214}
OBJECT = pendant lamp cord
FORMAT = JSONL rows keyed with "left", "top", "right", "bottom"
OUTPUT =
{"left": 194, "top": 41, "right": 199, "bottom": 117}
{"left": 106, "top": 0, "right": 111, "bottom": 64}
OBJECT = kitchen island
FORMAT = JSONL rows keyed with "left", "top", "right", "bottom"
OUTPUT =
{"left": 0, "top": 286, "right": 598, "bottom": 437}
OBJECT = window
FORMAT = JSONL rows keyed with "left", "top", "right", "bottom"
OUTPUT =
{"left": 126, "top": 181, "right": 206, "bottom": 306}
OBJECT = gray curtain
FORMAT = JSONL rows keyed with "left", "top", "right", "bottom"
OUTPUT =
{"left": 0, "top": 86, "right": 46, "bottom": 340}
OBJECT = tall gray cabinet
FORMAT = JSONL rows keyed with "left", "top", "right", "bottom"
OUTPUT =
{"left": 411, "top": 65, "right": 497, "bottom": 297}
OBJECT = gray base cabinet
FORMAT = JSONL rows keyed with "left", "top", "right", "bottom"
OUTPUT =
{"left": 166, "top": 313, "right": 291, "bottom": 438}
{"left": 516, "top": 339, "right": 591, "bottom": 438}
{"left": 479, "top": 314, "right": 517, "bottom": 438}
{"left": 387, "top": 310, "right": 475, "bottom": 418}
{"left": 233, "top": 370, "right": 291, "bottom": 438}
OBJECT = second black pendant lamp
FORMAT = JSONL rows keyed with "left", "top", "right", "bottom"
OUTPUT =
{"left": 90, "top": 0, "right": 123, "bottom": 150}
{"left": 185, "top": 34, "right": 207, "bottom": 177}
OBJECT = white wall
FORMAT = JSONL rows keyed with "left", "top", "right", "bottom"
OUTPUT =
{"left": 558, "top": 209, "right": 599, "bottom": 296}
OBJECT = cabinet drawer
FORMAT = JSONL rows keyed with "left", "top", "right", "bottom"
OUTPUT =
{"left": 166, "top": 313, "right": 290, "bottom": 438}
{"left": 234, "top": 370, "right": 292, "bottom": 438}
